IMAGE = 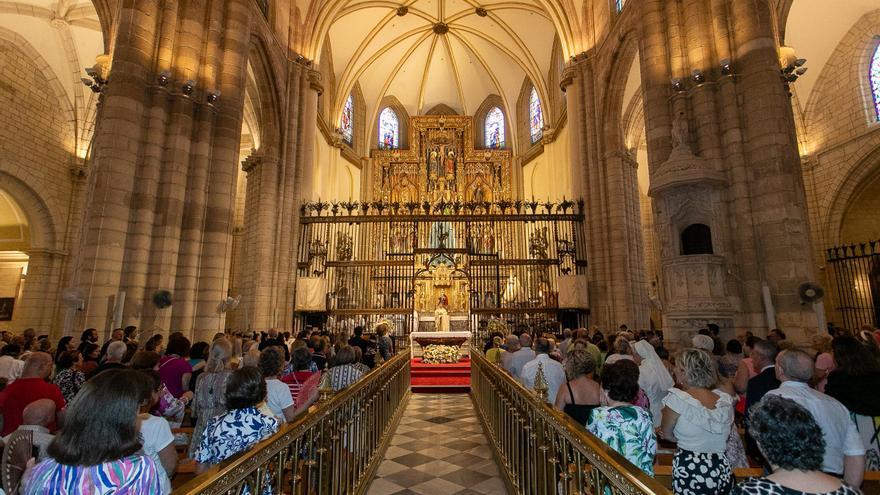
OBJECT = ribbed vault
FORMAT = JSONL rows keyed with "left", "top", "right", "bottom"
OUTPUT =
{"left": 312, "top": 0, "right": 566, "bottom": 150}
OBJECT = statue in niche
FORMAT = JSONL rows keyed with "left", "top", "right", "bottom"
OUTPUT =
{"left": 428, "top": 149, "right": 441, "bottom": 179}
{"left": 444, "top": 150, "right": 456, "bottom": 177}
{"left": 671, "top": 111, "right": 690, "bottom": 151}
{"left": 434, "top": 291, "right": 450, "bottom": 332}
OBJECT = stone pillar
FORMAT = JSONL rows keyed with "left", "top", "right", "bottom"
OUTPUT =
{"left": 561, "top": 59, "right": 650, "bottom": 330}
{"left": 73, "top": 0, "right": 163, "bottom": 333}
{"left": 729, "top": 0, "right": 817, "bottom": 338}
{"left": 635, "top": 0, "right": 817, "bottom": 343}
{"left": 72, "top": 0, "right": 255, "bottom": 341}
{"left": 193, "top": 0, "right": 254, "bottom": 340}
{"left": 276, "top": 67, "right": 321, "bottom": 331}
{"left": 240, "top": 151, "right": 280, "bottom": 331}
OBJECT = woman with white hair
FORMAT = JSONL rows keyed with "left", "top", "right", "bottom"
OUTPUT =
{"left": 632, "top": 340, "right": 674, "bottom": 427}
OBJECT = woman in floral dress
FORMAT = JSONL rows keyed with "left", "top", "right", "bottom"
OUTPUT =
{"left": 587, "top": 360, "right": 657, "bottom": 476}
{"left": 193, "top": 367, "right": 279, "bottom": 495}
{"left": 53, "top": 350, "right": 85, "bottom": 403}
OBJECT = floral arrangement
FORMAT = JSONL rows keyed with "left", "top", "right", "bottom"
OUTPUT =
{"left": 422, "top": 345, "right": 461, "bottom": 364}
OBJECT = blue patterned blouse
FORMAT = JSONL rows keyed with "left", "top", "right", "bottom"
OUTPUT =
{"left": 192, "top": 407, "right": 279, "bottom": 466}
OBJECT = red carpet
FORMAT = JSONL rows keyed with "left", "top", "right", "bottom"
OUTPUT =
{"left": 411, "top": 358, "right": 471, "bottom": 393}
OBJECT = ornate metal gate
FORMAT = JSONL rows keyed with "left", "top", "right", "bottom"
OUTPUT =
{"left": 826, "top": 240, "right": 880, "bottom": 330}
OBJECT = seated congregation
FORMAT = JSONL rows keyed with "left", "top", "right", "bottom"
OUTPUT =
{"left": 0, "top": 325, "right": 395, "bottom": 494}
{"left": 487, "top": 324, "right": 880, "bottom": 495}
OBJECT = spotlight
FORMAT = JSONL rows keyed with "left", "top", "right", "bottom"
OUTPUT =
{"left": 85, "top": 67, "right": 97, "bottom": 77}
{"left": 795, "top": 67, "right": 808, "bottom": 76}
{"left": 720, "top": 58, "right": 732, "bottom": 76}
{"left": 157, "top": 70, "right": 171, "bottom": 86}
{"left": 206, "top": 90, "right": 221, "bottom": 103}
{"left": 671, "top": 77, "right": 685, "bottom": 92}
{"left": 80, "top": 77, "right": 94, "bottom": 88}
{"left": 182, "top": 80, "right": 195, "bottom": 95}
{"left": 794, "top": 58, "right": 807, "bottom": 67}
{"left": 691, "top": 69, "right": 705, "bottom": 84}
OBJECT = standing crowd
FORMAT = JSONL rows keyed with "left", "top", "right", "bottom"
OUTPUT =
{"left": 0, "top": 322, "right": 396, "bottom": 494}
{"left": 486, "top": 322, "right": 879, "bottom": 495}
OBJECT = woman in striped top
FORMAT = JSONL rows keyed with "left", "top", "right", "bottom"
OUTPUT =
{"left": 23, "top": 369, "right": 162, "bottom": 494}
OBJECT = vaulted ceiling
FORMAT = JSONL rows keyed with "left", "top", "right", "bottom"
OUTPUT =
{"left": 783, "top": 0, "right": 877, "bottom": 110}
{"left": 0, "top": 0, "right": 104, "bottom": 157}
{"left": 323, "top": 0, "right": 562, "bottom": 142}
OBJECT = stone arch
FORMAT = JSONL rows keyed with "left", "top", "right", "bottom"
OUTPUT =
{"left": 599, "top": 27, "right": 642, "bottom": 153}
{"left": 371, "top": 95, "right": 410, "bottom": 150}
{"left": 472, "top": 95, "right": 509, "bottom": 150}
{"left": 0, "top": 27, "right": 76, "bottom": 146}
{"left": 246, "top": 34, "right": 285, "bottom": 154}
{"left": 826, "top": 146, "right": 880, "bottom": 246}
{"left": 0, "top": 171, "right": 58, "bottom": 252}
{"left": 89, "top": 0, "right": 115, "bottom": 52}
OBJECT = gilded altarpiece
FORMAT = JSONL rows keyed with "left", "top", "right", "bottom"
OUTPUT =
{"left": 372, "top": 115, "right": 512, "bottom": 204}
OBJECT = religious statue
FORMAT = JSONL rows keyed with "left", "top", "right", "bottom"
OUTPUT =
{"left": 445, "top": 150, "right": 456, "bottom": 177}
{"left": 434, "top": 292, "right": 450, "bottom": 332}
{"left": 429, "top": 149, "right": 440, "bottom": 177}
{"left": 502, "top": 268, "right": 522, "bottom": 305}
{"left": 671, "top": 111, "right": 690, "bottom": 151}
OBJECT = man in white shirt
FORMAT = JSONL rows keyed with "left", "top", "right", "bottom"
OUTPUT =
{"left": 766, "top": 348, "right": 865, "bottom": 487}
{"left": 0, "top": 344, "right": 24, "bottom": 383}
{"left": 519, "top": 338, "right": 566, "bottom": 404}
{"left": 505, "top": 334, "right": 535, "bottom": 378}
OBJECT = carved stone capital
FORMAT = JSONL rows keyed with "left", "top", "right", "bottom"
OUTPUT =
{"left": 560, "top": 66, "right": 578, "bottom": 91}
{"left": 307, "top": 70, "right": 323, "bottom": 95}
{"left": 242, "top": 148, "right": 278, "bottom": 174}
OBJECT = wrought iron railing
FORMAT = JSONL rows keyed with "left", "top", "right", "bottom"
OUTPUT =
{"left": 470, "top": 351, "right": 671, "bottom": 495}
{"left": 175, "top": 352, "right": 411, "bottom": 494}
{"left": 826, "top": 240, "right": 880, "bottom": 330}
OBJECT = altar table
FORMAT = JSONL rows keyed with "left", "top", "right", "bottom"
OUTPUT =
{"left": 410, "top": 331, "right": 471, "bottom": 348}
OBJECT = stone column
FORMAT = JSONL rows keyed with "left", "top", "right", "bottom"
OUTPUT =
{"left": 729, "top": 0, "right": 817, "bottom": 337}
{"left": 275, "top": 67, "right": 321, "bottom": 331}
{"left": 72, "top": 0, "right": 255, "bottom": 341}
{"left": 240, "top": 151, "right": 280, "bottom": 331}
{"left": 561, "top": 58, "right": 650, "bottom": 330}
{"left": 635, "top": 0, "right": 816, "bottom": 343}
{"left": 73, "top": 0, "right": 163, "bottom": 333}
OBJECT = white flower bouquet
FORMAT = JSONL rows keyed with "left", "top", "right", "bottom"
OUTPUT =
{"left": 422, "top": 344, "right": 461, "bottom": 364}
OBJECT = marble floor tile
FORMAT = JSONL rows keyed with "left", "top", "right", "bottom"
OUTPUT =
{"left": 366, "top": 394, "right": 509, "bottom": 495}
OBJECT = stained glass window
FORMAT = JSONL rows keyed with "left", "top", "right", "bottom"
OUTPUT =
{"left": 485, "top": 107, "right": 505, "bottom": 149}
{"left": 616, "top": 0, "right": 626, "bottom": 12}
{"left": 529, "top": 87, "right": 544, "bottom": 144}
{"left": 871, "top": 42, "right": 880, "bottom": 121}
{"left": 378, "top": 107, "right": 399, "bottom": 149}
{"left": 341, "top": 94, "right": 353, "bottom": 144}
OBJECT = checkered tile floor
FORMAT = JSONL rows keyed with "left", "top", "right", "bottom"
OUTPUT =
{"left": 367, "top": 394, "right": 509, "bottom": 495}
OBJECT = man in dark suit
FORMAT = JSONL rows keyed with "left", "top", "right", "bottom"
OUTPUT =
{"left": 744, "top": 339, "right": 780, "bottom": 462}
